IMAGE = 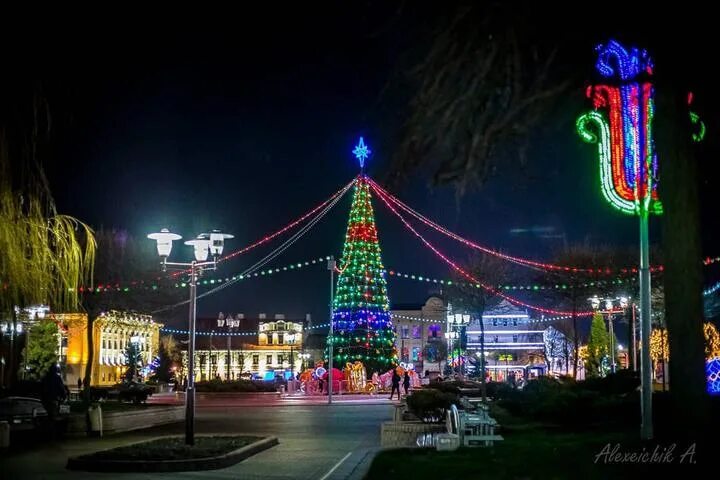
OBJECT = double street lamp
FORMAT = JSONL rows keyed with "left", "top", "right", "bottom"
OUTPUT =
{"left": 148, "top": 228, "right": 233, "bottom": 446}
{"left": 446, "top": 313, "right": 470, "bottom": 376}
{"left": 589, "top": 295, "right": 629, "bottom": 374}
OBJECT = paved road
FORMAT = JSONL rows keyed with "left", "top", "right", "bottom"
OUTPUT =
{"left": 1, "top": 402, "right": 393, "bottom": 480}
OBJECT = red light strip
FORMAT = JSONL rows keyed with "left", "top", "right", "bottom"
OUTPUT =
{"left": 170, "top": 180, "right": 353, "bottom": 277}
{"left": 365, "top": 178, "right": 691, "bottom": 275}
{"left": 370, "top": 182, "right": 594, "bottom": 317}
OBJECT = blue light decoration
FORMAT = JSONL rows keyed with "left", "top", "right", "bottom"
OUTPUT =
{"left": 352, "top": 137, "right": 371, "bottom": 170}
{"left": 704, "top": 281, "right": 720, "bottom": 297}
{"left": 706, "top": 358, "right": 720, "bottom": 395}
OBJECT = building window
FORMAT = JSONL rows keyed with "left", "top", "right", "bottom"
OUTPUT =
{"left": 401, "top": 347, "right": 409, "bottom": 362}
{"left": 503, "top": 319, "right": 508, "bottom": 326}
{"left": 429, "top": 325, "right": 440, "bottom": 338}
{"left": 412, "top": 325, "right": 421, "bottom": 339}
{"left": 278, "top": 355, "right": 284, "bottom": 365}
{"left": 252, "top": 355, "right": 259, "bottom": 366}
{"left": 412, "top": 346, "right": 420, "bottom": 362}
{"left": 492, "top": 319, "right": 497, "bottom": 326}
{"left": 512, "top": 319, "right": 518, "bottom": 326}
{"left": 278, "top": 334, "right": 284, "bottom": 345}
{"left": 513, "top": 335, "right": 518, "bottom": 343}
{"left": 267, "top": 355, "right": 273, "bottom": 366}
{"left": 494, "top": 336, "right": 498, "bottom": 343}
{"left": 401, "top": 325, "right": 409, "bottom": 339}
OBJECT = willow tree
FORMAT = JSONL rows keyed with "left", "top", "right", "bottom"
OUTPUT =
{"left": 0, "top": 119, "right": 95, "bottom": 385}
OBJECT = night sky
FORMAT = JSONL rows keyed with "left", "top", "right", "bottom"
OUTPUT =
{"left": 9, "top": 5, "right": 719, "bottom": 328}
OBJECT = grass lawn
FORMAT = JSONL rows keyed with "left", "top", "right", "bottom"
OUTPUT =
{"left": 79, "top": 435, "right": 262, "bottom": 461}
{"left": 366, "top": 407, "right": 707, "bottom": 479}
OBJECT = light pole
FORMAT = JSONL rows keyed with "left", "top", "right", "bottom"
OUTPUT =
{"left": 444, "top": 331, "right": 458, "bottom": 375}
{"left": 327, "top": 256, "right": 335, "bottom": 405}
{"left": 299, "top": 352, "right": 310, "bottom": 371}
{"left": 149, "top": 228, "right": 233, "bottom": 446}
{"left": 447, "top": 313, "right": 469, "bottom": 376}
{"left": 1, "top": 319, "right": 22, "bottom": 386}
{"left": 217, "top": 313, "right": 240, "bottom": 380}
{"left": 589, "top": 295, "right": 629, "bottom": 375}
{"left": 286, "top": 333, "right": 297, "bottom": 377}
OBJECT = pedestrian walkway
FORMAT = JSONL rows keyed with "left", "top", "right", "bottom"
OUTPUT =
{"left": 0, "top": 403, "right": 392, "bottom": 480}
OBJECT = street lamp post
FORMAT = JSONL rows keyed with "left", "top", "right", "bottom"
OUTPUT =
{"left": 149, "top": 228, "right": 233, "bottom": 446}
{"left": 589, "top": 295, "right": 630, "bottom": 375}
{"left": 217, "top": 313, "right": 240, "bottom": 380}
{"left": 1, "top": 319, "right": 22, "bottom": 386}
{"left": 286, "top": 333, "right": 297, "bottom": 377}
{"left": 299, "top": 352, "right": 310, "bottom": 371}
{"left": 327, "top": 256, "right": 335, "bottom": 405}
{"left": 447, "top": 314, "right": 470, "bottom": 377}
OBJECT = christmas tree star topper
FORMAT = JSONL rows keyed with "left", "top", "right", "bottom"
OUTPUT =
{"left": 352, "top": 137, "right": 371, "bottom": 170}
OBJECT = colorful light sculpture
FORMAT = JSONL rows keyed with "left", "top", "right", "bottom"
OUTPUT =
{"left": 577, "top": 40, "right": 661, "bottom": 215}
{"left": 577, "top": 39, "right": 659, "bottom": 440}
{"left": 328, "top": 139, "right": 397, "bottom": 374}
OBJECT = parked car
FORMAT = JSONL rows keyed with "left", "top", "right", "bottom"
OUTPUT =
{"left": 0, "top": 396, "right": 69, "bottom": 432}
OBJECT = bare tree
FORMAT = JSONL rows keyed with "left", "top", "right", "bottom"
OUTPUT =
{"left": 388, "top": 3, "right": 569, "bottom": 194}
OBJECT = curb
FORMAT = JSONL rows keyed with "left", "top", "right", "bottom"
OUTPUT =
{"left": 66, "top": 435, "right": 278, "bottom": 472}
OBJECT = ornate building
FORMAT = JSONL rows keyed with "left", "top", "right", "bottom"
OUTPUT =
{"left": 56, "top": 310, "right": 162, "bottom": 386}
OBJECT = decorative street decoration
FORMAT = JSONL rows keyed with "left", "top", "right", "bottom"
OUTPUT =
{"left": 328, "top": 139, "right": 397, "bottom": 374}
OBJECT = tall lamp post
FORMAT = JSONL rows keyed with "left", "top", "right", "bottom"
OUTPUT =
{"left": 217, "top": 313, "right": 240, "bottom": 380}
{"left": 286, "top": 333, "right": 297, "bottom": 377}
{"left": 327, "top": 256, "right": 335, "bottom": 405}
{"left": 447, "top": 313, "right": 470, "bottom": 376}
{"left": 1, "top": 319, "right": 23, "bottom": 386}
{"left": 299, "top": 352, "right": 310, "bottom": 371}
{"left": 589, "top": 295, "right": 628, "bottom": 374}
{"left": 148, "top": 228, "right": 233, "bottom": 446}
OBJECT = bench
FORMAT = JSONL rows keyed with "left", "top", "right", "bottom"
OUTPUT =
{"left": 438, "top": 404, "right": 503, "bottom": 449}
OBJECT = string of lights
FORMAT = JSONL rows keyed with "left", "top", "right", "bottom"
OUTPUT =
{"left": 386, "top": 269, "right": 636, "bottom": 291}
{"left": 79, "top": 256, "right": 332, "bottom": 294}
{"left": 368, "top": 178, "right": 717, "bottom": 274}
{"left": 161, "top": 322, "right": 332, "bottom": 337}
{"left": 168, "top": 180, "right": 354, "bottom": 278}
{"left": 371, "top": 182, "right": 595, "bottom": 317}
{"left": 153, "top": 184, "right": 350, "bottom": 314}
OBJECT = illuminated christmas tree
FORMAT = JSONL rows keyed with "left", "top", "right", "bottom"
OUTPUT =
{"left": 329, "top": 138, "right": 397, "bottom": 375}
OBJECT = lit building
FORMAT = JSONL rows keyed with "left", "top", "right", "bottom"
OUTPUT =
{"left": 55, "top": 310, "right": 162, "bottom": 386}
{"left": 391, "top": 296, "right": 448, "bottom": 374}
{"left": 179, "top": 313, "right": 305, "bottom": 381}
{"left": 465, "top": 300, "right": 557, "bottom": 382}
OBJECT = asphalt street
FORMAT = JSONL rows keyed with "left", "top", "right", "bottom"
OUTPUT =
{"left": 0, "top": 401, "right": 394, "bottom": 480}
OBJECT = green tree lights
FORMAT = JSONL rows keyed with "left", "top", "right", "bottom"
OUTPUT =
{"left": 328, "top": 176, "right": 397, "bottom": 375}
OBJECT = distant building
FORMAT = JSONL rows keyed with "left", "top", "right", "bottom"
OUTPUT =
{"left": 391, "top": 296, "right": 448, "bottom": 374}
{"left": 179, "top": 313, "right": 307, "bottom": 381}
{"left": 465, "top": 300, "right": 564, "bottom": 382}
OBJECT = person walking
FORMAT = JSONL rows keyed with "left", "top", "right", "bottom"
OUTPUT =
{"left": 403, "top": 371, "right": 411, "bottom": 396}
{"left": 77, "top": 377, "right": 83, "bottom": 392}
{"left": 41, "top": 365, "right": 68, "bottom": 438}
{"left": 389, "top": 369, "right": 401, "bottom": 400}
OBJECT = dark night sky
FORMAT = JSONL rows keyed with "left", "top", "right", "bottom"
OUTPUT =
{"left": 7, "top": 5, "right": 718, "bottom": 328}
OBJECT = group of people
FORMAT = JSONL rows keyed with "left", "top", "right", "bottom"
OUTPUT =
{"left": 388, "top": 369, "right": 411, "bottom": 400}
